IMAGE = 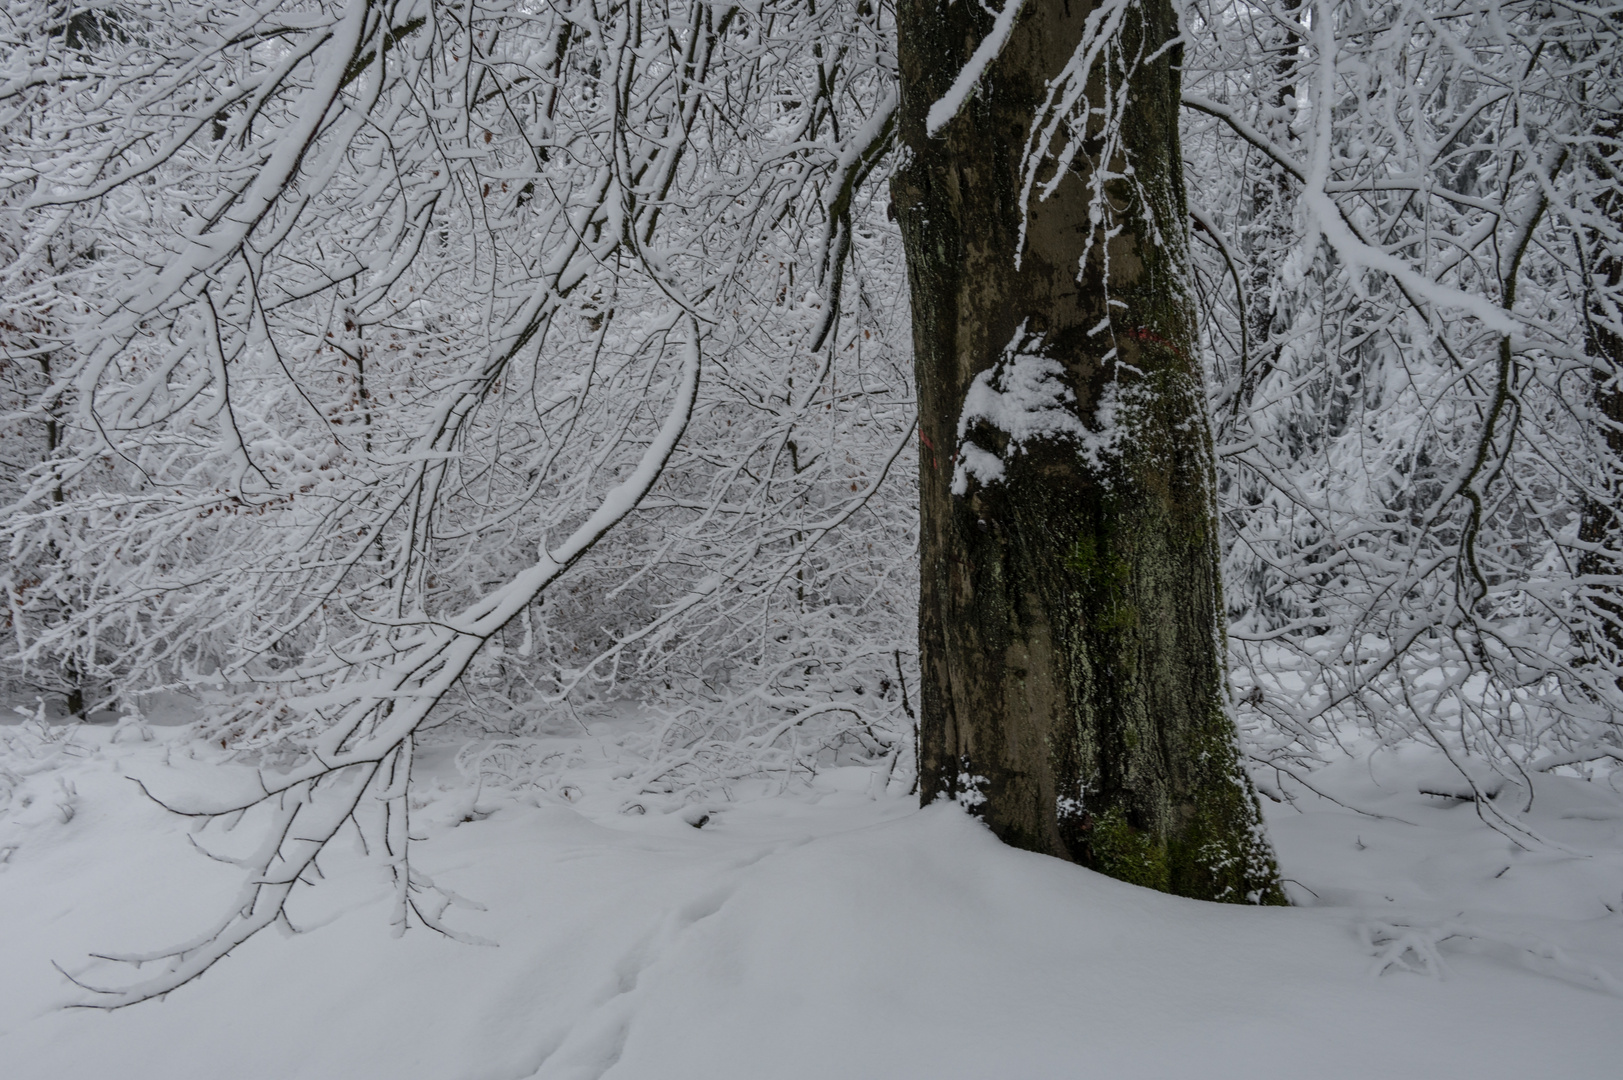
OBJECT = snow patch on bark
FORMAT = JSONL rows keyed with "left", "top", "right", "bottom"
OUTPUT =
{"left": 951, "top": 323, "right": 1131, "bottom": 494}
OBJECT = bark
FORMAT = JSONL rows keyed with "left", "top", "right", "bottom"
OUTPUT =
{"left": 892, "top": 0, "right": 1283, "bottom": 902}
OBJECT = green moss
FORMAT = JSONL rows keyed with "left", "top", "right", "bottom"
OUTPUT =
{"left": 1065, "top": 534, "right": 1127, "bottom": 585}
{"left": 1088, "top": 807, "right": 1170, "bottom": 892}
{"left": 1163, "top": 704, "right": 1289, "bottom": 905}
{"left": 1066, "top": 532, "right": 1138, "bottom": 633}
{"left": 1064, "top": 519, "right": 1284, "bottom": 905}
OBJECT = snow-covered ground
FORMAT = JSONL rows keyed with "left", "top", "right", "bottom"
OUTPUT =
{"left": 2, "top": 711, "right": 1620, "bottom": 1080}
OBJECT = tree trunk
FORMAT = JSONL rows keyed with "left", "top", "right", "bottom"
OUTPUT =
{"left": 892, "top": 0, "right": 1284, "bottom": 902}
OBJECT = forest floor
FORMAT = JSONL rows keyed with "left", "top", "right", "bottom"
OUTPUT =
{"left": 2, "top": 703, "right": 1621, "bottom": 1079}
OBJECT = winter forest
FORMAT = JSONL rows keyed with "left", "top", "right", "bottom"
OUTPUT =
{"left": 2, "top": 0, "right": 1621, "bottom": 1076}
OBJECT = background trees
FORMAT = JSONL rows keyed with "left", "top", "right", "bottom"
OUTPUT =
{"left": 3, "top": 0, "right": 916, "bottom": 1002}
{"left": 1185, "top": 0, "right": 1623, "bottom": 816}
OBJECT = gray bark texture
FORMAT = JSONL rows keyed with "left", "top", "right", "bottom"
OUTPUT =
{"left": 892, "top": 0, "right": 1285, "bottom": 902}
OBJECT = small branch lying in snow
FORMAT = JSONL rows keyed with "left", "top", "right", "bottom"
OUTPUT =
{"left": 1363, "top": 918, "right": 1622, "bottom": 996}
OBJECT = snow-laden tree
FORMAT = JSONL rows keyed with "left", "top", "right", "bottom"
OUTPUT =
{"left": 2, "top": 0, "right": 913, "bottom": 1003}
{"left": 1184, "top": 0, "right": 1623, "bottom": 820}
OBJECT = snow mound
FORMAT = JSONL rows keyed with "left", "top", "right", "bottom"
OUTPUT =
{"left": 0, "top": 726, "right": 1619, "bottom": 1079}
